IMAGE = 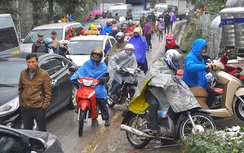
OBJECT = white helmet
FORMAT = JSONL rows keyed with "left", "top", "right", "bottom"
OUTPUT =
{"left": 59, "top": 40, "right": 69, "bottom": 47}
{"left": 125, "top": 43, "right": 135, "bottom": 51}
{"left": 164, "top": 49, "right": 184, "bottom": 71}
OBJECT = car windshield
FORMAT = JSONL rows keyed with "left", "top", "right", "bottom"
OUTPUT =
{"left": 155, "top": 7, "right": 167, "bottom": 12}
{"left": 0, "top": 61, "right": 26, "bottom": 85}
{"left": 68, "top": 40, "right": 103, "bottom": 55}
{"left": 107, "top": 9, "right": 127, "bottom": 16}
{"left": 23, "top": 29, "right": 62, "bottom": 43}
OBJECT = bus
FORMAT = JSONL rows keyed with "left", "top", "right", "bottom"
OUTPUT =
{"left": 0, "top": 14, "right": 20, "bottom": 55}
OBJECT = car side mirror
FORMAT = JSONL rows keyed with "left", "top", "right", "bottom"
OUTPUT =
{"left": 30, "top": 138, "right": 46, "bottom": 152}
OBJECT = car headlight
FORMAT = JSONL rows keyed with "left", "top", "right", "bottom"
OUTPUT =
{"left": 0, "top": 97, "right": 19, "bottom": 115}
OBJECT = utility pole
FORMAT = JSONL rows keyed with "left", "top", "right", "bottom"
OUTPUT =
{"left": 16, "top": 0, "right": 21, "bottom": 41}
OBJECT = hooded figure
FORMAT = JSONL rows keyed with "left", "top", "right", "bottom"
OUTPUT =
{"left": 65, "top": 26, "right": 77, "bottom": 40}
{"left": 128, "top": 28, "right": 149, "bottom": 73}
{"left": 183, "top": 39, "right": 217, "bottom": 108}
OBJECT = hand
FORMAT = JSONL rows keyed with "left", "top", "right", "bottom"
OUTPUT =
{"left": 206, "top": 63, "right": 212, "bottom": 69}
{"left": 99, "top": 77, "right": 106, "bottom": 85}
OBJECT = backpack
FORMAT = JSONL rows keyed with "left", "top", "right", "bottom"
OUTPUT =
{"left": 158, "top": 22, "right": 164, "bottom": 31}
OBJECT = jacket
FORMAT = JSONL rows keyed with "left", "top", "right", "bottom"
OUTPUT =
{"left": 18, "top": 67, "right": 52, "bottom": 110}
{"left": 128, "top": 35, "right": 148, "bottom": 64}
{"left": 70, "top": 60, "right": 108, "bottom": 99}
{"left": 124, "top": 24, "right": 136, "bottom": 34}
{"left": 144, "top": 22, "right": 152, "bottom": 36}
{"left": 182, "top": 39, "right": 208, "bottom": 89}
{"left": 31, "top": 40, "right": 45, "bottom": 53}
{"left": 104, "top": 41, "right": 127, "bottom": 65}
{"left": 164, "top": 14, "right": 171, "bottom": 25}
{"left": 41, "top": 45, "right": 57, "bottom": 54}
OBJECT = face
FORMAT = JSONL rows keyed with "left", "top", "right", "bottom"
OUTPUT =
{"left": 38, "top": 36, "right": 43, "bottom": 41}
{"left": 51, "top": 34, "right": 56, "bottom": 39}
{"left": 27, "top": 57, "right": 38, "bottom": 71}
{"left": 92, "top": 53, "right": 100, "bottom": 59}
{"left": 166, "top": 39, "right": 173, "bottom": 44}
{"left": 134, "top": 32, "right": 139, "bottom": 37}
{"left": 201, "top": 46, "right": 207, "bottom": 55}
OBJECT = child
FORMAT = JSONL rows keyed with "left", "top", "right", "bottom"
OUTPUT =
{"left": 158, "top": 20, "right": 164, "bottom": 40}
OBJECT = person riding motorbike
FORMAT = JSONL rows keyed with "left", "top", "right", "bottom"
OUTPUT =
{"left": 65, "top": 26, "right": 77, "bottom": 40}
{"left": 104, "top": 32, "right": 127, "bottom": 65}
{"left": 124, "top": 19, "right": 135, "bottom": 35}
{"left": 70, "top": 48, "right": 110, "bottom": 126}
{"left": 56, "top": 40, "right": 69, "bottom": 57}
{"left": 182, "top": 38, "right": 218, "bottom": 108}
{"left": 128, "top": 49, "right": 197, "bottom": 135}
{"left": 107, "top": 43, "right": 138, "bottom": 100}
{"left": 165, "top": 33, "right": 179, "bottom": 52}
{"left": 41, "top": 38, "right": 57, "bottom": 54}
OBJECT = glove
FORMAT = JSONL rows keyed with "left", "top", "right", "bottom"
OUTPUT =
{"left": 99, "top": 77, "right": 109, "bottom": 85}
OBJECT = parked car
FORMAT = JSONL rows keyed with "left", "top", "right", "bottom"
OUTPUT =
{"left": 0, "top": 124, "right": 63, "bottom": 153}
{"left": 83, "top": 18, "right": 121, "bottom": 32}
{"left": 0, "top": 53, "right": 78, "bottom": 128}
{"left": 67, "top": 35, "right": 116, "bottom": 67}
{"left": 20, "top": 22, "right": 84, "bottom": 53}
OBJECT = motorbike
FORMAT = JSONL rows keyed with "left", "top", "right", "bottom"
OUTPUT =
{"left": 107, "top": 67, "right": 143, "bottom": 108}
{"left": 69, "top": 68, "right": 101, "bottom": 136}
{"left": 190, "top": 60, "right": 244, "bottom": 121}
{"left": 219, "top": 50, "right": 244, "bottom": 83}
{"left": 120, "top": 105, "right": 216, "bottom": 148}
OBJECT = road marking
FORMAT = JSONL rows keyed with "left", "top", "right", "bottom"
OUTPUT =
{"left": 82, "top": 112, "right": 120, "bottom": 153}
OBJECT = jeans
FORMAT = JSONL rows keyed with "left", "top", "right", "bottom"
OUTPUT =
{"left": 97, "top": 98, "right": 109, "bottom": 120}
{"left": 145, "top": 89, "right": 159, "bottom": 130}
{"left": 145, "top": 35, "right": 152, "bottom": 48}
{"left": 164, "top": 24, "right": 170, "bottom": 34}
{"left": 111, "top": 82, "right": 121, "bottom": 94}
{"left": 21, "top": 107, "right": 47, "bottom": 131}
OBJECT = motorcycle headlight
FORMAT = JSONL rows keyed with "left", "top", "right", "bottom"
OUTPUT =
{"left": 0, "top": 97, "right": 19, "bottom": 115}
{"left": 83, "top": 79, "right": 93, "bottom": 86}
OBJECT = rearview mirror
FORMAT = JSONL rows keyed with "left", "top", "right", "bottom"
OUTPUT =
{"left": 30, "top": 138, "right": 46, "bottom": 152}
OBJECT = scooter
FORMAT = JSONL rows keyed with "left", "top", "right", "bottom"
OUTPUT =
{"left": 107, "top": 67, "right": 143, "bottom": 108}
{"left": 219, "top": 50, "right": 244, "bottom": 83}
{"left": 190, "top": 60, "right": 244, "bottom": 121}
{"left": 120, "top": 103, "right": 216, "bottom": 148}
{"left": 69, "top": 68, "right": 100, "bottom": 136}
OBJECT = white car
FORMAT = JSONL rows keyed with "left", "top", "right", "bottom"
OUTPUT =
{"left": 67, "top": 35, "right": 116, "bottom": 66}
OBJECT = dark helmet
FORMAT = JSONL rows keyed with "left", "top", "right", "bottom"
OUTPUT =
{"left": 115, "top": 32, "right": 125, "bottom": 43}
{"left": 90, "top": 47, "right": 103, "bottom": 64}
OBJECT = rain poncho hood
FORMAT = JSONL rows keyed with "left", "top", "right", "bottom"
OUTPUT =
{"left": 128, "top": 35, "right": 148, "bottom": 64}
{"left": 129, "top": 57, "right": 200, "bottom": 114}
{"left": 70, "top": 60, "right": 108, "bottom": 99}
{"left": 183, "top": 39, "right": 208, "bottom": 90}
{"left": 89, "top": 24, "right": 96, "bottom": 30}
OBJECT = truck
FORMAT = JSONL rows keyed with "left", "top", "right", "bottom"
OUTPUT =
{"left": 166, "top": 0, "right": 187, "bottom": 20}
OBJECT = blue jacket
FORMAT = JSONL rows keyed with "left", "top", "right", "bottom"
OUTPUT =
{"left": 103, "top": 25, "right": 112, "bottom": 34}
{"left": 128, "top": 35, "right": 148, "bottom": 64}
{"left": 70, "top": 60, "right": 108, "bottom": 99}
{"left": 99, "top": 29, "right": 106, "bottom": 35}
{"left": 182, "top": 39, "right": 208, "bottom": 90}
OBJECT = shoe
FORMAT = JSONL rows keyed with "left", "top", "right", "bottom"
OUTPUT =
{"left": 150, "top": 46, "right": 152, "bottom": 49}
{"left": 105, "top": 120, "right": 110, "bottom": 126}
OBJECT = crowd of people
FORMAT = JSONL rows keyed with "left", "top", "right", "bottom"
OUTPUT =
{"left": 22, "top": 7, "right": 217, "bottom": 137}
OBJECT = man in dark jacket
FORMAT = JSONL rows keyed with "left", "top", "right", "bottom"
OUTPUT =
{"left": 18, "top": 53, "right": 52, "bottom": 131}
{"left": 164, "top": 11, "right": 171, "bottom": 34}
{"left": 31, "top": 33, "right": 45, "bottom": 53}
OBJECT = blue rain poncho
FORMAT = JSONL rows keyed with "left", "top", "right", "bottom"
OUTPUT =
{"left": 70, "top": 60, "right": 108, "bottom": 99}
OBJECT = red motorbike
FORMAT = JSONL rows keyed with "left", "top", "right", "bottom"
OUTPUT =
{"left": 75, "top": 76, "right": 100, "bottom": 136}
{"left": 219, "top": 50, "right": 244, "bottom": 82}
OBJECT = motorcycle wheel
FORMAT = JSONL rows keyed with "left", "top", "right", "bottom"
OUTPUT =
{"left": 79, "top": 109, "right": 86, "bottom": 136}
{"left": 179, "top": 113, "right": 216, "bottom": 137}
{"left": 126, "top": 115, "right": 150, "bottom": 148}
{"left": 235, "top": 99, "right": 244, "bottom": 121}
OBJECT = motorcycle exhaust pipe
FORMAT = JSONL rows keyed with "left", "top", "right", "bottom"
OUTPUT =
{"left": 120, "top": 124, "right": 155, "bottom": 138}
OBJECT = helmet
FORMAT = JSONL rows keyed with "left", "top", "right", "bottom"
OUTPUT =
{"left": 164, "top": 49, "right": 183, "bottom": 71}
{"left": 59, "top": 40, "right": 69, "bottom": 47}
{"left": 97, "top": 24, "right": 102, "bottom": 29}
{"left": 125, "top": 43, "right": 135, "bottom": 51}
{"left": 136, "top": 21, "right": 140, "bottom": 26}
{"left": 44, "top": 38, "right": 53, "bottom": 45}
{"left": 90, "top": 47, "right": 103, "bottom": 64}
{"left": 70, "top": 26, "right": 75, "bottom": 31}
{"left": 133, "top": 27, "right": 140, "bottom": 33}
{"left": 128, "top": 19, "right": 133, "bottom": 25}
{"left": 115, "top": 32, "right": 125, "bottom": 43}
{"left": 165, "top": 33, "right": 174, "bottom": 40}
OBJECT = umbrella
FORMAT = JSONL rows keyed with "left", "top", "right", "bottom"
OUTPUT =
{"left": 91, "top": 10, "right": 103, "bottom": 16}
